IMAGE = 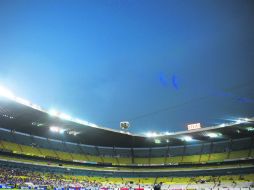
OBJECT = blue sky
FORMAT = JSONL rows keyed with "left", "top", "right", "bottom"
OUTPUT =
{"left": 0, "top": 0, "right": 254, "bottom": 134}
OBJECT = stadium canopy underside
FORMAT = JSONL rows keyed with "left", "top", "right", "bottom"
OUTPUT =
{"left": 0, "top": 96, "right": 254, "bottom": 148}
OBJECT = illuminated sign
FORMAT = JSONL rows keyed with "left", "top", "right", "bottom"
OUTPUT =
{"left": 187, "top": 123, "right": 201, "bottom": 130}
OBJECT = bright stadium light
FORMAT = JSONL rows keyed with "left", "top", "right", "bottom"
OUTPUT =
{"left": 75, "top": 118, "right": 88, "bottom": 125}
{"left": 49, "top": 126, "right": 65, "bottom": 134}
{"left": 239, "top": 118, "right": 251, "bottom": 123}
{"left": 231, "top": 118, "right": 249, "bottom": 125}
{"left": 154, "top": 139, "right": 161, "bottom": 144}
{"left": 182, "top": 136, "right": 193, "bottom": 141}
{"left": 59, "top": 113, "right": 72, "bottom": 120}
{"left": 50, "top": 126, "right": 60, "bottom": 132}
{"left": 206, "top": 133, "right": 221, "bottom": 138}
{"left": 0, "top": 85, "right": 102, "bottom": 130}
{"left": 89, "top": 123, "right": 98, "bottom": 128}
{"left": 49, "top": 109, "right": 72, "bottom": 120}
{"left": 59, "top": 128, "right": 66, "bottom": 134}
{"left": 49, "top": 109, "right": 58, "bottom": 117}
{"left": 16, "top": 97, "right": 30, "bottom": 106}
{"left": 219, "top": 123, "right": 226, "bottom": 127}
{"left": 225, "top": 118, "right": 249, "bottom": 125}
{"left": 164, "top": 132, "right": 172, "bottom": 135}
{"left": 0, "top": 86, "right": 15, "bottom": 99}
{"left": 235, "top": 119, "right": 243, "bottom": 124}
{"left": 30, "top": 103, "right": 42, "bottom": 111}
{"left": 146, "top": 132, "right": 159, "bottom": 138}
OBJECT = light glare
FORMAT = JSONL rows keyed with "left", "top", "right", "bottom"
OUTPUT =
{"left": 219, "top": 123, "right": 226, "bottom": 127}
{"left": 16, "top": 97, "right": 30, "bottom": 106}
{"left": 49, "top": 109, "right": 58, "bottom": 116}
{"left": 146, "top": 132, "right": 159, "bottom": 138}
{"left": 50, "top": 126, "right": 65, "bottom": 134}
{"left": 182, "top": 136, "right": 192, "bottom": 141}
{"left": 0, "top": 86, "right": 15, "bottom": 99}
{"left": 59, "top": 113, "right": 72, "bottom": 120}
{"left": 50, "top": 126, "right": 59, "bottom": 132}
{"left": 206, "top": 133, "right": 221, "bottom": 138}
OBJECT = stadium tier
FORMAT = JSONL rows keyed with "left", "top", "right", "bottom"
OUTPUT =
{"left": 0, "top": 96, "right": 254, "bottom": 190}
{"left": 0, "top": 139, "right": 253, "bottom": 164}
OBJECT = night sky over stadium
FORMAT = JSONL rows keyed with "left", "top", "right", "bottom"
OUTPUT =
{"left": 0, "top": 0, "right": 254, "bottom": 134}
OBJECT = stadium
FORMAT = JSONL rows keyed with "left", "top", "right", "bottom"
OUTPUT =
{"left": 0, "top": 87, "right": 254, "bottom": 189}
{"left": 1, "top": 0, "right": 254, "bottom": 190}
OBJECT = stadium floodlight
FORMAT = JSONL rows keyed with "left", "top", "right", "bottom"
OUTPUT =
{"left": 49, "top": 109, "right": 58, "bottom": 117}
{"left": 50, "top": 126, "right": 60, "bottom": 132}
{"left": 164, "top": 132, "right": 172, "bottom": 136}
{"left": 49, "top": 126, "right": 65, "bottom": 134}
{"left": 206, "top": 133, "right": 221, "bottom": 138}
{"left": 59, "top": 113, "right": 72, "bottom": 120}
{"left": 146, "top": 132, "right": 159, "bottom": 138}
{"left": 166, "top": 139, "right": 170, "bottom": 143}
{"left": 232, "top": 118, "right": 250, "bottom": 125}
{"left": 75, "top": 118, "right": 88, "bottom": 125}
{"left": 16, "top": 97, "right": 30, "bottom": 106}
{"left": 219, "top": 123, "right": 226, "bottom": 127}
{"left": 239, "top": 118, "right": 251, "bottom": 123}
{"left": 0, "top": 86, "right": 15, "bottom": 99}
{"left": 235, "top": 119, "right": 243, "bottom": 124}
{"left": 89, "top": 123, "right": 98, "bottom": 128}
{"left": 31, "top": 103, "right": 42, "bottom": 111}
{"left": 59, "top": 128, "right": 66, "bottom": 134}
{"left": 181, "top": 136, "right": 193, "bottom": 141}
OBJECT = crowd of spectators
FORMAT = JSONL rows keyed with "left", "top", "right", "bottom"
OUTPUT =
{"left": 0, "top": 167, "right": 101, "bottom": 189}
{"left": 0, "top": 166, "right": 253, "bottom": 190}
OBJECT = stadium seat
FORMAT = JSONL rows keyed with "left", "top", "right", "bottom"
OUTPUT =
{"left": 118, "top": 157, "right": 132, "bottom": 165}
{"left": 150, "top": 157, "right": 165, "bottom": 165}
{"left": 1, "top": 140, "right": 23, "bottom": 153}
{"left": 19, "top": 144, "right": 41, "bottom": 156}
{"left": 165, "top": 156, "right": 182, "bottom": 163}
{"left": 229, "top": 150, "right": 249, "bottom": 159}
{"left": 199, "top": 154, "right": 209, "bottom": 162}
{"left": 39, "top": 148, "right": 58, "bottom": 158}
{"left": 209, "top": 152, "right": 228, "bottom": 162}
{"left": 182, "top": 155, "right": 200, "bottom": 163}
{"left": 0, "top": 139, "right": 253, "bottom": 165}
{"left": 134, "top": 158, "right": 149, "bottom": 164}
{"left": 56, "top": 150, "right": 73, "bottom": 161}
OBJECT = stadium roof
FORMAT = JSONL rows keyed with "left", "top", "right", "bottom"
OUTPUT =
{"left": 0, "top": 94, "right": 253, "bottom": 148}
{"left": 1, "top": 0, "right": 254, "bottom": 134}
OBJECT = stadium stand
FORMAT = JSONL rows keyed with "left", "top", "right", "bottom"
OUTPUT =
{"left": 0, "top": 97, "right": 254, "bottom": 190}
{"left": 0, "top": 138, "right": 253, "bottom": 165}
{"left": 0, "top": 164, "right": 254, "bottom": 190}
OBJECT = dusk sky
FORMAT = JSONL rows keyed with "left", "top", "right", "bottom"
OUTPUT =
{"left": 0, "top": 0, "right": 254, "bottom": 134}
